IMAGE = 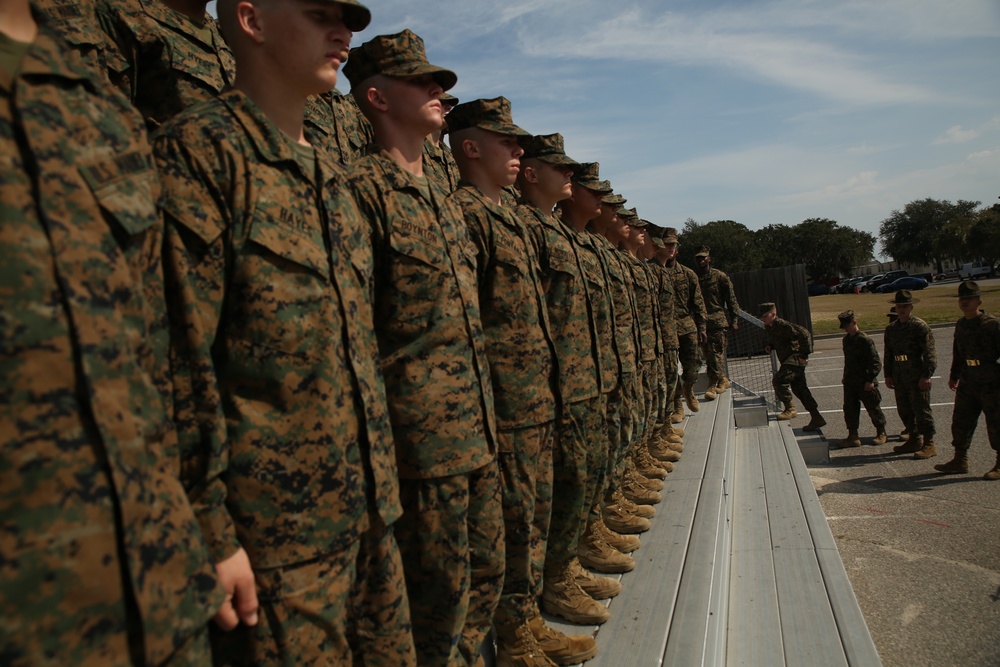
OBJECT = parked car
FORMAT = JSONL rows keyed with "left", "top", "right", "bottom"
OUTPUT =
{"left": 867, "top": 270, "right": 909, "bottom": 292}
{"left": 808, "top": 282, "right": 831, "bottom": 296}
{"left": 959, "top": 261, "right": 993, "bottom": 280}
{"left": 835, "top": 276, "right": 863, "bottom": 294}
{"left": 875, "top": 276, "right": 929, "bottom": 293}
{"left": 858, "top": 274, "right": 883, "bottom": 293}
{"left": 935, "top": 268, "right": 960, "bottom": 281}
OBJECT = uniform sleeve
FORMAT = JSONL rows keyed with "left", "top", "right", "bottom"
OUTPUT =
{"left": 688, "top": 269, "right": 708, "bottom": 334}
{"left": 884, "top": 328, "right": 895, "bottom": 379}
{"left": 865, "top": 336, "right": 881, "bottom": 382}
{"left": 153, "top": 130, "right": 240, "bottom": 563}
{"left": 950, "top": 321, "right": 961, "bottom": 383}
{"left": 455, "top": 197, "right": 492, "bottom": 285}
{"left": 722, "top": 273, "right": 740, "bottom": 320}
{"left": 95, "top": 3, "right": 138, "bottom": 101}
{"left": 922, "top": 322, "right": 937, "bottom": 378}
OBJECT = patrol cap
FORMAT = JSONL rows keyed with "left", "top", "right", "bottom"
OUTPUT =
{"left": 574, "top": 163, "right": 612, "bottom": 194}
{"left": 889, "top": 289, "right": 919, "bottom": 305}
{"left": 602, "top": 191, "right": 626, "bottom": 206}
{"left": 758, "top": 302, "right": 776, "bottom": 317}
{"left": 520, "top": 133, "right": 579, "bottom": 167}
{"left": 650, "top": 236, "right": 666, "bottom": 249}
{"left": 445, "top": 97, "right": 528, "bottom": 136}
{"left": 343, "top": 29, "right": 457, "bottom": 91}
{"left": 617, "top": 207, "right": 638, "bottom": 222}
{"left": 440, "top": 93, "right": 459, "bottom": 107}
{"left": 887, "top": 306, "right": 898, "bottom": 320}
{"left": 695, "top": 246, "right": 710, "bottom": 258}
{"left": 324, "top": 0, "right": 371, "bottom": 33}
{"left": 838, "top": 310, "right": 855, "bottom": 329}
{"left": 958, "top": 281, "right": 981, "bottom": 298}
{"left": 631, "top": 218, "right": 649, "bottom": 228}
{"left": 660, "top": 226, "right": 679, "bottom": 244}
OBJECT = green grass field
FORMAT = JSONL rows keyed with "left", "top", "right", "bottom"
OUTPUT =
{"left": 809, "top": 281, "right": 1000, "bottom": 335}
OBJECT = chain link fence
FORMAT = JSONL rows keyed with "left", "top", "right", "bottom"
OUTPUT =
{"left": 724, "top": 310, "right": 779, "bottom": 413}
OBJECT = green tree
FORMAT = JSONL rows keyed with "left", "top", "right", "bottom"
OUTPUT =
{"left": 792, "top": 218, "right": 875, "bottom": 281}
{"left": 879, "top": 198, "right": 980, "bottom": 273}
{"left": 967, "top": 203, "right": 1000, "bottom": 270}
{"left": 678, "top": 218, "right": 758, "bottom": 272}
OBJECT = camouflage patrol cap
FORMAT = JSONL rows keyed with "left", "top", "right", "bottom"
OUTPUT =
{"left": 958, "top": 281, "right": 981, "bottom": 298}
{"left": 343, "top": 29, "right": 457, "bottom": 91}
{"left": 695, "top": 246, "right": 710, "bottom": 258}
{"left": 317, "top": 0, "right": 371, "bottom": 32}
{"left": 887, "top": 306, "right": 898, "bottom": 321}
{"left": 616, "top": 206, "right": 637, "bottom": 220}
{"left": 574, "top": 163, "right": 613, "bottom": 194}
{"left": 440, "top": 93, "right": 459, "bottom": 107}
{"left": 660, "top": 226, "right": 679, "bottom": 244}
{"left": 520, "top": 133, "right": 579, "bottom": 167}
{"left": 602, "top": 191, "right": 626, "bottom": 206}
{"left": 631, "top": 218, "right": 649, "bottom": 228}
{"left": 758, "top": 302, "right": 776, "bottom": 317}
{"left": 445, "top": 97, "right": 529, "bottom": 136}
{"left": 889, "top": 289, "right": 919, "bottom": 305}
{"left": 838, "top": 310, "right": 855, "bottom": 328}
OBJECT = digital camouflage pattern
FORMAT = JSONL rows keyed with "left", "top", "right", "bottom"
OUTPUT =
{"left": 842, "top": 331, "right": 886, "bottom": 433}
{"left": 949, "top": 312, "right": 1000, "bottom": 451}
{"left": 624, "top": 255, "right": 659, "bottom": 363}
{"left": 98, "top": 0, "right": 236, "bottom": 128}
{"left": 884, "top": 316, "right": 936, "bottom": 438}
{"left": 33, "top": 0, "right": 117, "bottom": 74}
{"left": 666, "top": 261, "right": 706, "bottom": 384}
{"left": 575, "top": 230, "right": 619, "bottom": 394}
{"left": 518, "top": 202, "right": 601, "bottom": 404}
{"left": 597, "top": 237, "right": 638, "bottom": 376}
{"left": 1, "top": 25, "right": 223, "bottom": 665}
{"left": 423, "top": 137, "right": 461, "bottom": 194}
{"left": 698, "top": 267, "right": 740, "bottom": 330}
{"left": 304, "top": 88, "right": 375, "bottom": 166}
{"left": 347, "top": 149, "right": 501, "bottom": 664}
{"left": 451, "top": 183, "right": 557, "bottom": 430}
{"left": 347, "top": 150, "right": 496, "bottom": 478}
{"left": 766, "top": 317, "right": 819, "bottom": 411}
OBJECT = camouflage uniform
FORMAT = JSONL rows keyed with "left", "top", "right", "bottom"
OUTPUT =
{"left": 949, "top": 312, "right": 1000, "bottom": 453}
{"left": 98, "top": 0, "right": 235, "bottom": 129}
{"left": 884, "top": 316, "right": 936, "bottom": 440}
{"left": 842, "top": 330, "right": 887, "bottom": 433}
{"left": 304, "top": 88, "right": 374, "bottom": 166}
{"left": 423, "top": 137, "right": 461, "bottom": 193}
{"left": 623, "top": 253, "right": 659, "bottom": 447}
{"left": 697, "top": 266, "right": 740, "bottom": 387}
{"left": 649, "top": 257, "right": 679, "bottom": 423}
{"left": 449, "top": 180, "right": 558, "bottom": 630}
{"left": 347, "top": 150, "right": 502, "bottom": 667}
{"left": 1, "top": 24, "right": 223, "bottom": 666}
{"left": 153, "top": 89, "right": 413, "bottom": 666}
{"left": 518, "top": 198, "right": 603, "bottom": 578}
{"left": 666, "top": 261, "right": 707, "bottom": 385}
{"left": 766, "top": 316, "right": 820, "bottom": 413}
{"left": 33, "top": 0, "right": 115, "bottom": 74}
{"left": 597, "top": 238, "right": 641, "bottom": 490}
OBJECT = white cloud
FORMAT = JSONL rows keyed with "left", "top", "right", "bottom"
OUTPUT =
{"left": 934, "top": 125, "right": 980, "bottom": 145}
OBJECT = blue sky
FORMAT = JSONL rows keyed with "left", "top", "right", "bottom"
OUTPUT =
{"left": 213, "top": 1, "right": 1000, "bottom": 257}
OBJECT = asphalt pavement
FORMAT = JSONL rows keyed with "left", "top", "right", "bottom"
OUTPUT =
{"left": 782, "top": 323, "right": 1000, "bottom": 667}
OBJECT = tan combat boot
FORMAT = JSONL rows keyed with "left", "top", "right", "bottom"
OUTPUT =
{"left": 933, "top": 449, "right": 969, "bottom": 474}
{"left": 834, "top": 430, "right": 861, "bottom": 449}
{"left": 570, "top": 558, "right": 624, "bottom": 596}
{"left": 671, "top": 396, "right": 685, "bottom": 423}
{"left": 984, "top": 450, "right": 1000, "bottom": 480}
{"left": 913, "top": 439, "right": 937, "bottom": 459}
{"left": 496, "top": 619, "right": 558, "bottom": 667}
{"left": 671, "top": 425, "right": 686, "bottom": 438}
{"left": 527, "top": 613, "right": 598, "bottom": 666}
{"left": 615, "top": 487, "right": 655, "bottom": 518}
{"left": 622, "top": 471, "right": 662, "bottom": 505}
{"left": 776, "top": 402, "right": 797, "bottom": 421}
{"left": 718, "top": 376, "right": 731, "bottom": 391}
{"left": 636, "top": 449, "right": 668, "bottom": 479}
{"left": 541, "top": 568, "right": 611, "bottom": 625}
{"left": 703, "top": 384, "right": 717, "bottom": 401}
{"left": 602, "top": 500, "right": 650, "bottom": 534}
{"left": 893, "top": 434, "right": 922, "bottom": 454}
{"left": 802, "top": 409, "right": 827, "bottom": 431}
{"left": 648, "top": 439, "right": 681, "bottom": 463}
{"left": 683, "top": 382, "right": 700, "bottom": 412}
{"left": 632, "top": 468, "right": 665, "bottom": 492}
{"left": 596, "top": 516, "right": 640, "bottom": 553}
{"left": 871, "top": 429, "right": 888, "bottom": 446}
